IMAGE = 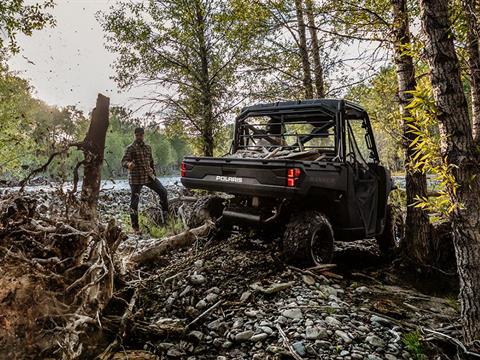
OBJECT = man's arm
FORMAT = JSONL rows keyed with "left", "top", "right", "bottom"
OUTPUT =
{"left": 122, "top": 146, "right": 133, "bottom": 169}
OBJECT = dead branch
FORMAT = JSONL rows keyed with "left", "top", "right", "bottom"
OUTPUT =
{"left": 276, "top": 323, "right": 304, "bottom": 360}
{"left": 131, "top": 220, "right": 216, "bottom": 264}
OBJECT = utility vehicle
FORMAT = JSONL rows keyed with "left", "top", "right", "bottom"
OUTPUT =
{"left": 181, "top": 99, "right": 400, "bottom": 266}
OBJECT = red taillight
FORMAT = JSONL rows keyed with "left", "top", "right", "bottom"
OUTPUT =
{"left": 181, "top": 162, "right": 186, "bottom": 177}
{"left": 287, "top": 167, "right": 301, "bottom": 187}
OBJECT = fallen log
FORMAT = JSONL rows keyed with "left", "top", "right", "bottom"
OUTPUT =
{"left": 131, "top": 220, "right": 216, "bottom": 264}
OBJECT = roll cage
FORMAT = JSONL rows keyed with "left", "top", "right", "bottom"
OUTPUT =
{"left": 232, "top": 99, "right": 380, "bottom": 164}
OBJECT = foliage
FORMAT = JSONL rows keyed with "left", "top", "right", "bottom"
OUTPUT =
{"left": 0, "top": 67, "right": 189, "bottom": 181}
{"left": 0, "top": 0, "right": 55, "bottom": 54}
{"left": 0, "top": 65, "right": 36, "bottom": 174}
{"left": 347, "top": 67, "right": 404, "bottom": 170}
{"left": 402, "top": 331, "right": 425, "bottom": 360}
{"left": 99, "top": 0, "right": 269, "bottom": 155}
{"left": 404, "top": 82, "right": 459, "bottom": 222}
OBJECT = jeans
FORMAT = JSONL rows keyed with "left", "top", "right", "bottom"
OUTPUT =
{"left": 130, "top": 177, "right": 169, "bottom": 229}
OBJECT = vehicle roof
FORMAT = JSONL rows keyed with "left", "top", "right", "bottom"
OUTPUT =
{"left": 237, "top": 99, "right": 366, "bottom": 121}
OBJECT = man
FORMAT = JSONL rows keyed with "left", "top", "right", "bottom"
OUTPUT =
{"left": 122, "top": 127, "right": 169, "bottom": 233}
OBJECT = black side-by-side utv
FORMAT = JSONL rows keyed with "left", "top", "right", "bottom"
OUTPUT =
{"left": 181, "top": 99, "right": 401, "bottom": 266}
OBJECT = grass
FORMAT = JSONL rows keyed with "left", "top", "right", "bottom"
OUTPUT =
{"left": 402, "top": 331, "right": 425, "bottom": 360}
{"left": 139, "top": 213, "right": 185, "bottom": 238}
{"left": 445, "top": 296, "right": 460, "bottom": 311}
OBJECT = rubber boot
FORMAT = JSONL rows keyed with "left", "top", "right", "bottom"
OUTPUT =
{"left": 130, "top": 212, "right": 140, "bottom": 233}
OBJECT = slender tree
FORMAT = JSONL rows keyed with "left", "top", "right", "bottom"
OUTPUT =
{"left": 390, "top": 0, "right": 430, "bottom": 264}
{"left": 420, "top": 0, "right": 480, "bottom": 343}
{"left": 305, "top": 0, "right": 325, "bottom": 98}
{"left": 294, "top": 0, "right": 314, "bottom": 98}
{"left": 461, "top": 0, "right": 480, "bottom": 144}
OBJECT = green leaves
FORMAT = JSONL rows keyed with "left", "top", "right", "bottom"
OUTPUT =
{"left": 99, "top": 0, "right": 268, "bottom": 155}
{"left": 0, "top": 0, "right": 55, "bottom": 54}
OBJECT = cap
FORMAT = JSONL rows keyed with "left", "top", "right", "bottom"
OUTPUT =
{"left": 134, "top": 127, "right": 144, "bottom": 134}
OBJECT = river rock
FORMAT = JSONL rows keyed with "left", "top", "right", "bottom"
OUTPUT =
{"left": 235, "top": 330, "right": 254, "bottom": 342}
{"left": 281, "top": 308, "right": 303, "bottom": 320}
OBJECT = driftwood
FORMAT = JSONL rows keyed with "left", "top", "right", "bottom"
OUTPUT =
{"left": 131, "top": 220, "right": 216, "bottom": 264}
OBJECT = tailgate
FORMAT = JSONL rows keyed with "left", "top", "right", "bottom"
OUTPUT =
{"left": 181, "top": 156, "right": 296, "bottom": 198}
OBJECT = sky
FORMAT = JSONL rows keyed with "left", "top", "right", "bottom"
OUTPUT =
{"left": 7, "top": 1, "right": 386, "bottom": 115}
{"left": 8, "top": 0, "right": 144, "bottom": 113}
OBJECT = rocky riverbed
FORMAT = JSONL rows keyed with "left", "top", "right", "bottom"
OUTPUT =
{"left": 0, "top": 184, "right": 462, "bottom": 359}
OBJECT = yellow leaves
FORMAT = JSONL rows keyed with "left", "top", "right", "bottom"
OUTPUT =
{"left": 406, "top": 82, "right": 459, "bottom": 222}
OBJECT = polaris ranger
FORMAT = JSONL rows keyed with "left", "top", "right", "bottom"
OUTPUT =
{"left": 181, "top": 99, "right": 400, "bottom": 266}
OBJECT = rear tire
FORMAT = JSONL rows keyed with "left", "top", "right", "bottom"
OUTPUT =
{"left": 376, "top": 204, "right": 404, "bottom": 254}
{"left": 282, "top": 210, "right": 334, "bottom": 267}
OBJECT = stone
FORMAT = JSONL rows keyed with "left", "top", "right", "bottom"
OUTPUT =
{"left": 251, "top": 333, "right": 268, "bottom": 342}
{"left": 194, "top": 260, "right": 204, "bottom": 268}
{"left": 281, "top": 308, "right": 303, "bottom": 320}
{"left": 205, "top": 292, "right": 219, "bottom": 303}
{"left": 355, "top": 286, "right": 370, "bottom": 294}
{"left": 340, "top": 350, "right": 349, "bottom": 356}
{"left": 235, "top": 330, "right": 254, "bottom": 342}
{"left": 335, "top": 330, "right": 352, "bottom": 344}
{"left": 260, "top": 326, "right": 273, "bottom": 335}
{"left": 325, "top": 316, "right": 342, "bottom": 327}
{"left": 189, "top": 274, "right": 206, "bottom": 285}
{"left": 195, "top": 299, "right": 207, "bottom": 309}
{"left": 292, "top": 341, "right": 306, "bottom": 356}
{"left": 188, "top": 330, "right": 204, "bottom": 341}
{"left": 207, "top": 319, "right": 223, "bottom": 330}
{"left": 166, "top": 348, "right": 186, "bottom": 357}
{"left": 267, "top": 345, "right": 284, "bottom": 354}
{"left": 222, "top": 341, "right": 233, "bottom": 349}
{"left": 305, "top": 326, "right": 328, "bottom": 340}
{"left": 367, "top": 355, "right": 383, "bottom": 360}
{"left": 385, "top": 355, "right": 398, "bottom": 360}
{"left": 179, "top": 285, "right": 191, "bottom": 297}
{"left": 366, "top": 335, "right": 385, "bottom": 348}
{"left": 240, "top": 291, "right": 252, "bottom": 302}
{"left": 370, "top": 315, "right": 392, "bottom": 327}
{"left": 302, "top": 274, "right": 316, "bottom": 285}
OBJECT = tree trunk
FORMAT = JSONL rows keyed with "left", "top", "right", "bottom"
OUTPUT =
{"left": 294, "top": 0, "right": 314, "bottom": 99}
{"left": 420, "top": 0, "right": 480, "bottom": 344}
{"left": 304, "top": 0, "right": 325, "bottom": 98}
{"left": 461, "top": 0, "right": 480, "bottom": 144}
{"left": 390, "top": 0, "right": 430, "bottom": 264}
{"left": 194, "top": 0, "right": 215, "bottom": 157}
{"left": 80, "top": 94, "right": 110, "bottom": 219}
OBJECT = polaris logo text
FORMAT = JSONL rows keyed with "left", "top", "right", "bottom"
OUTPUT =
{"left": 215, "top": 176, "right": 243, "bottom": 183}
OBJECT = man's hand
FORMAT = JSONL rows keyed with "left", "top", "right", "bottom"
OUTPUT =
{"left": 127, "top": 161, "right": 135, "bottom": 170}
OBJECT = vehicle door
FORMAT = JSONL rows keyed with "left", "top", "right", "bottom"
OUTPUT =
{"left": 345, "top": 117, "right": 379, "bottom": 237}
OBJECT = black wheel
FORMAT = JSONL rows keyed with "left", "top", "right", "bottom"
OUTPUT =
{"left": 187, "top": 195, "right": 225, "bottom": 228}
{"left": 376, "top": 204, "right": 404, "bottom": 254}
{"left": 282, "top": 210, "right": 334, "bottom": 267}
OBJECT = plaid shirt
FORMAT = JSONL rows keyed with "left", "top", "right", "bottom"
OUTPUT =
{"left": 122, "top": 141, "right": 156, "bottom": 185}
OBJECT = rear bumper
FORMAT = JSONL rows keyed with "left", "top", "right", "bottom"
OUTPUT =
{"left": 181, "top": 177, "right": 297, "bottom": 198}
